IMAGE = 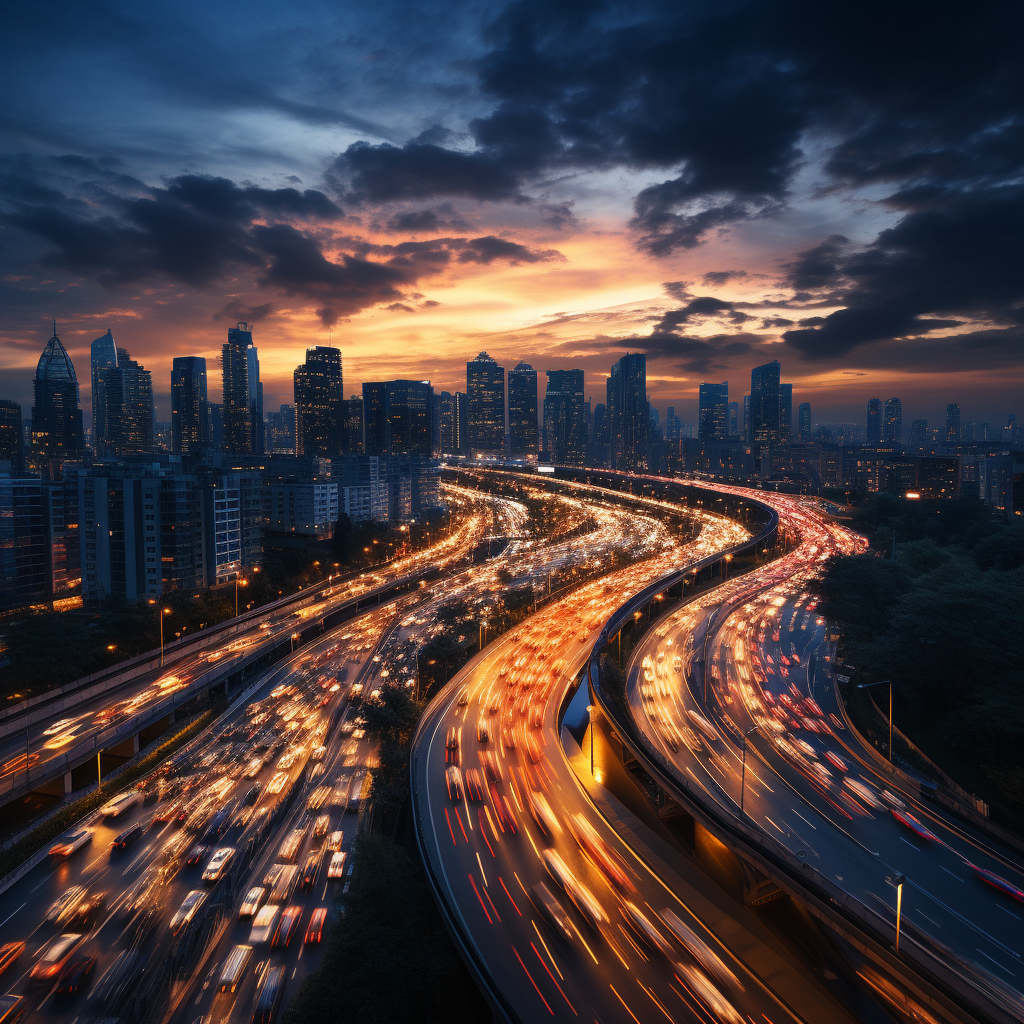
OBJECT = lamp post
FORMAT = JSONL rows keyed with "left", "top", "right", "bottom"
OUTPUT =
{"left": 235, "top": 576, "right": 248, "bottom": 617}
{"left": 159, "top": 607, "right": 172, "bottom": 667}
{"left": 888, "top": 872, "right": 906, "bottom": 952}
{"left": 857, "top": 680, "right": 893, "bottom": 761}
{"left": 587, "top": 705, "right": 595, "bottom": 775}
{"left": 724, "top": 553, "right": 733, "bottom": 579}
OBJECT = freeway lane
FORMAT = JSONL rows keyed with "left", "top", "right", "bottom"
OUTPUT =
{"left": 412, "top": 495, "right": 864, "bottom": 1023}
{"left": 626, "top": 489, "right": 1024, "bottom": 1019}
{"left": 0, "top": 488, "right": 495, "bottom": 810}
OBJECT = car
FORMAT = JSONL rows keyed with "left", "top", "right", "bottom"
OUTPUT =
{"left": 891, "top": 809, "right": 940, "bottom": 842}
{"left": 239, "top": 887, "right": 267, "bottom": 921}
{"left": 445, "top": 765, "right": 463, "bottom": 801}
{"left": 304, "top": 907, "right": 327, "bottom": 945}
{"left": 67, "top": 891, "right": 107, "bottom": 932}
{"left": 202, "top": 847, "right": 236, "bottom": 883}
{"left": 327, "top": 851, "right": 347, "bottom": 879}
{"left": 527, "top": 790, "right": 561, "bottom": 837}
{"left": 271, "top": 905, "right": 303, "bottom": 949}
{"left": 0, "top": 995, "right": 23, "bottom": 1024}
{"left": 243, "top": 783, "right": 261, "bottom": 805}
{"left": 0, "top": 942, "right": 25, "bottom": 978}
{"left": 55, "top": 956, "right": 96, "bottom": 995}
{"left": 169, "top": 890, "right": 207, "bottom": 935}
{"left": 531, "top": 882, "right": 575, "bottom": 943}
{"left": 251, "top": 963, "right": 286, "bottom": 1024}
{"left": 111, "top": 824, "right": 144, "bottom": 850}
{"left": 971, "top": 865, "right": 1024, "bottom": 903}
{"left": 326, "top": 830, "right": 344, "bottom": 852}
{"left": 49, "top": 828, "right": 93, "bottom": 858}
{"left": 269, "top": 865, "right": 300, "bottom": 903}
{"left": 98, "top": 791, "right": 138, "bottom": 818}
{"left": 267, "top": 772, "right": 289, "bottom": 795}
{"left": 277, "top": 828, "right": 307, "bottom": 864}
{"left": 445, "top": 727, "right": 461, "bottom": 765}
{"left": 186, "top": 843, "right": 209, "bottom": 867}
{"left": 29, "top": 934, "right": 80, "bottom": 982}
{"left": 249, "top": 905, "right": 280, "bottom": 945}
{"left": 299, "top": 852, "right": 322, "bottom": 892}
{"left": 46, "top": 886, "right": 88, "bottom": 925}
{"left": 218, "top": 944, "right": 253, "bottom": 993}
{"left": 464, "top": 768, "right": 484, "bottom": 802}
{"left": 480, "top": 751, "right": 503, "bottom": 783}
{"left": 313, "top": 814, "right": 331, "bottom": 839}
{"left": 476, "top": 718, "right": 490, "bottom": 743}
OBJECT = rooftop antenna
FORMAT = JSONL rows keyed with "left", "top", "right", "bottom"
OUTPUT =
{"left": 52, "top": 318, "right": 57, "bottom": 337}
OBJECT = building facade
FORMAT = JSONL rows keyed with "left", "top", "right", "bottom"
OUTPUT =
{"left": 30, "top": 327, "right": 85, "bottom": 474}
{"left": 294, "top": 346, "right": 344, "bottom": 458}
{"left": 507, "top": 362, "right": 539, "bottom": 459}
{"left": 697, "top": 382, "right": 728, "bottom": 440}
{"left": 466, "top": 352, "right": 504, "bottom": 454}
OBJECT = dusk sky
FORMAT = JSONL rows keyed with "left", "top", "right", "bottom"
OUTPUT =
{"left": 1, "top": 0, "right": 1021, "bottom": 430}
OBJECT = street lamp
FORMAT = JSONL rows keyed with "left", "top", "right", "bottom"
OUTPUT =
{"left": 724, "top": 553, "right": 733, "bottom": 579}
{"left": 888, "top": 872, "right": 906, "bottom": 952}
{"left": 587, "top": 705, "right": 595, "bottom": 774}
{"left": 235, "top": 576, "right": 248, "bottom": 617}
{"left": 857, "top": 680, "right": 893, "bottom": 761}
{"left": 291, "top": 632, "right": 300, "bottom": 652}
{"left": 159, "top": 607, "right": 172, "bottom": 666}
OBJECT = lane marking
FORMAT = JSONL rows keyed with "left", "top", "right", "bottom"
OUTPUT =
{"left": 512, "top": 945, "right": 554, "bottom": 1015}
{"left": 0, "top": 903, "right": 26, "bottom": 928}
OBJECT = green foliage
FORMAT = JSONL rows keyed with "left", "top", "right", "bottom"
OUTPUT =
{"left": 817, "top": 497, "right": 1024, "bottom": 830}
{"left": 361, "top": 684, "right": 423, "bottom": 818}
{"left": 283, "top": 833, "right": 457, "bottom": 1024}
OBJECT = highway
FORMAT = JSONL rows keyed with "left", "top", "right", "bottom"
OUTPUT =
{"left": 0, "top": 488, "right": 497, "bottom": 814}
{"left": 625, "top": 488, "right": 1024, "bottom": 1019}
{"left": 410, "top": 490, "right": 868, "bottom": 1023}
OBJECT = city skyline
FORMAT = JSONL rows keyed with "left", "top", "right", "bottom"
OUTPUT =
{"left": 1, "top": 3, "right": 1022, "bottom": 426}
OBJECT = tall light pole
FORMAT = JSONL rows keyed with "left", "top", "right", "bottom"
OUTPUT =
{"left": 235, "top": 576, "right": 248, "bottom": 617}
{"left": 857, "top": 680, "right": 893, "bottom": 760}
{"left": 888, "top": 872, "right": 906, "bottom": 952}
{"left": 159, "top": 607, "right": 172, "bottom": 666}
{"left": 724, "top": 553, "right": 733, "bottom": 579}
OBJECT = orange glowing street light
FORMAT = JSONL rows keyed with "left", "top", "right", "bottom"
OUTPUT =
{"left": 235, "top": 576, "right": 249, "bottom": 616}
{"left": 159, "top": 606, "right": 172, "bottom": 666}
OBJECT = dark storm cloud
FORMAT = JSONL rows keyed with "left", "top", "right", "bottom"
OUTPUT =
{"left": 457, "top": 235, "right": 562, "bottom": 265}
{"left": 653, "top": 296, "right": 755, "bottom": 333}
{"left": 784, "top": 186, "right": 1024, "bottom": 359}
{"left": 584, "top": 329, "right": 761, "bottom": 375}
{"left": 702, "top": 270, "right": 748, "bottom": 287}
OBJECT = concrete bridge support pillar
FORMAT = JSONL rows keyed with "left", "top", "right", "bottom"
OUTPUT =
{"left": 64, "top": 772, "right": 72, "bottom": 796}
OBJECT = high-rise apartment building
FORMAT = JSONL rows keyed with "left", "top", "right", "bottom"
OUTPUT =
{"left": 362, "top": 381, "right": 433, "bottom": 456}
{"left": 437, "top": 392, "right": 461, "bottom": 454}
{"left": 507, "top": 362, "right": 539, "bottom": 459}
{"left": 883, "top": 397, "right": 903, "bottom": 445}
{"left": 103, "top": 348, "right": 154, "bottom": 455}
{"left": 945, "top": 403, "right": 961, "bottom": 444}
{"left": 0, "top": 400, "right": 24, "bottom": 472}
{"left": 543, "top": 369, "right": 586, "bottom": 465}
{"left": 910, "top": 419, "right": 928, "bottom": 447}
{"left": 90, "top": 329, "right": 118, "bottom": 455}
{"left": 222, "top": 322, "right": 263, "bottom": 454}
{"left": 749, "top": 361, "right": 782, "bottom": 446}
{"left": 780, "top": 383, "right": 793, "bottom": 443}
{"left": 607, "top": 353, "right": 648, "bottom": 470}
{"left": 742, "top": 394, "right": 750, "bottom": 442}
{"left": 866, "top": 398, "right": 883, "bottom": 445}
{"left": 266, "top": 404, "right": 296, "bottom": 454}
{"left": 171, "top": 356, "right": 208, "bottom": 454}
{"left": 798, "top": 402, "right": 811, "bottom": 442}
{"left": 727, "top": 402, "right": 739, "bottom": 438}
{"left": 467, "top": 352, "right": 504, "bottom": 454}
{"left": 30, "top": 325, "right": 85, "bottom": 473}
{"left": 342, "top": 397, "right": 363, "bottom": 454}
{"left": 697, "top": 382, "right": 728, "bottom": 440}
{"left": 294, "top": 346, "right": 344, "bottom": 458}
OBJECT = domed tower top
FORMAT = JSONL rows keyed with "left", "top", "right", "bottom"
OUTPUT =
{"left": 36, "top": 322, "right": 79, "bottom": 387}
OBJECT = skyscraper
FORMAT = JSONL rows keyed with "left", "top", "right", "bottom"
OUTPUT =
{"left": 507, "top": 362, "right": 539, "bottom": 458}
{"left": 0, "top": 400, "right": 24, "bottom": 472}
{"left": 437, "top": 392, "right": 458, "bottom": 454}
{"left": 266, "top": 404, "right": 296, "bottom": 453}
{"left": 742, "top": 394, "right": 750, "bottom": 442}
{"left": 910, "top": 419, "right": 928, "bottom": 447}
{"left": 90, "top": 328, "right": 118, "bottom": 454}
{"left": 798, "top": 402, "right": 811, "bottom": 442}
{"left": 103, "top": 348, "right": 155, "bottom": 455}
{"left": 945, "top": 403, "right": 961, "bottom": 445}
{"left": 342, "top": 396, "right": 363, "bottom": 454}
{"left": 882, "top": 397, "right": 903, "bottom": 444}
{"left": 171, "top": 356, "right": 208, "bottom": 454}
{"left": 543, "top": 369, "right": 586, "bottom": 465}
{"left": 749, "top": 361, "right": 782, "bottom": 446}
{"left": 362, "top": 382, "right": 388, "bottom": 456}
{"left": 466, "top": 352, "right": 504, "bottom": 454}
{"left": 697, "top": 382, "right": 728, "bottom": 440}
{"left": 30, "top": 325, "right": 85, "bottom": 472}
{"left": 362, "top": 381, "right": 433, "bottom": 456}
{"left": 294, "top": 346, "right": 344, "bottom": 458}
{"left": 222, "top": 322, "right": 263, "bottom": 454}
{"left": 727, "top": 402, "right": 739, "bottom": 438}
{"left": 866, "top": 398, "right": 883, "bottom": 445}
{"left": 607, "top": 353, "right": 648, "bottom": 470}
{"left": 779, "top": 383, "right": 793, "bottom": 443}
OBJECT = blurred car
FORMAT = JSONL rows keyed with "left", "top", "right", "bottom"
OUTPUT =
{"left": 29, "top": 934, "right": 80, "bottom": 982}
{"left": 239, "top": 886, "right": 266, "bottom": 921}
{"left": 55, "top": 956, "right": 96, "bottom": 995}
{"left": 304, "top": 906, "right": 327, "bottom": 945}
{"left": 45, "top": 886, "right": 87, "bottom": 925}
{"left": 249, "top": 905, "right": 280, "bottom": 945}
{"left": 67, "top": 891, "right": 107, "bottom": 932}
{"left": 218, "top": 944, "right": 253, "bottom": 993}
{"left": 251, "top": 963, "right": 285, "bottom": 1024}
{"left": 313, "top": 814, "right": 331, "bottom": 839}
{"left": 48, "top": 828, "right": 93, "bottom": 858}
{"left": 0, "top": 995, "right": 22, "bottom": 1024}
{"left": 271, "top": 905, "right": 302, "bottom": 949}
{"left": 299, "top": 853, "right": 322, "bottom": 892}
{"left": 202, "top": 847, "right": 236, "bottom": 883}
{"left": 327, "top": 851, "right": 347, "bottom": 879}
{"left": 111, "top": 824, "right": 144, "bottom": 851}
{"left": 98, "top": 791, "right": 138, "bottom": 818}
{"left": 0, "top": 942, "right": 25, "bottom": 978}
{"left": 445, "top": 765, "right": 463, "bottom": 801}
{"left": 464, "top": 768, "right": 484, "bottom": 803}
{"left": 326, "top": 830, "right": 344, "bottom": 853}
{"left": 169, "top": 890, "right": 207, "bottom": 935}
{"left": 185, "top": 844, "right": 209, "bottom": 867}
{"left": 891, "top": 809, "right": 939, "bottom": 842}
{"left": 972, "top": 865, "right": 1024, "bottom": 903}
